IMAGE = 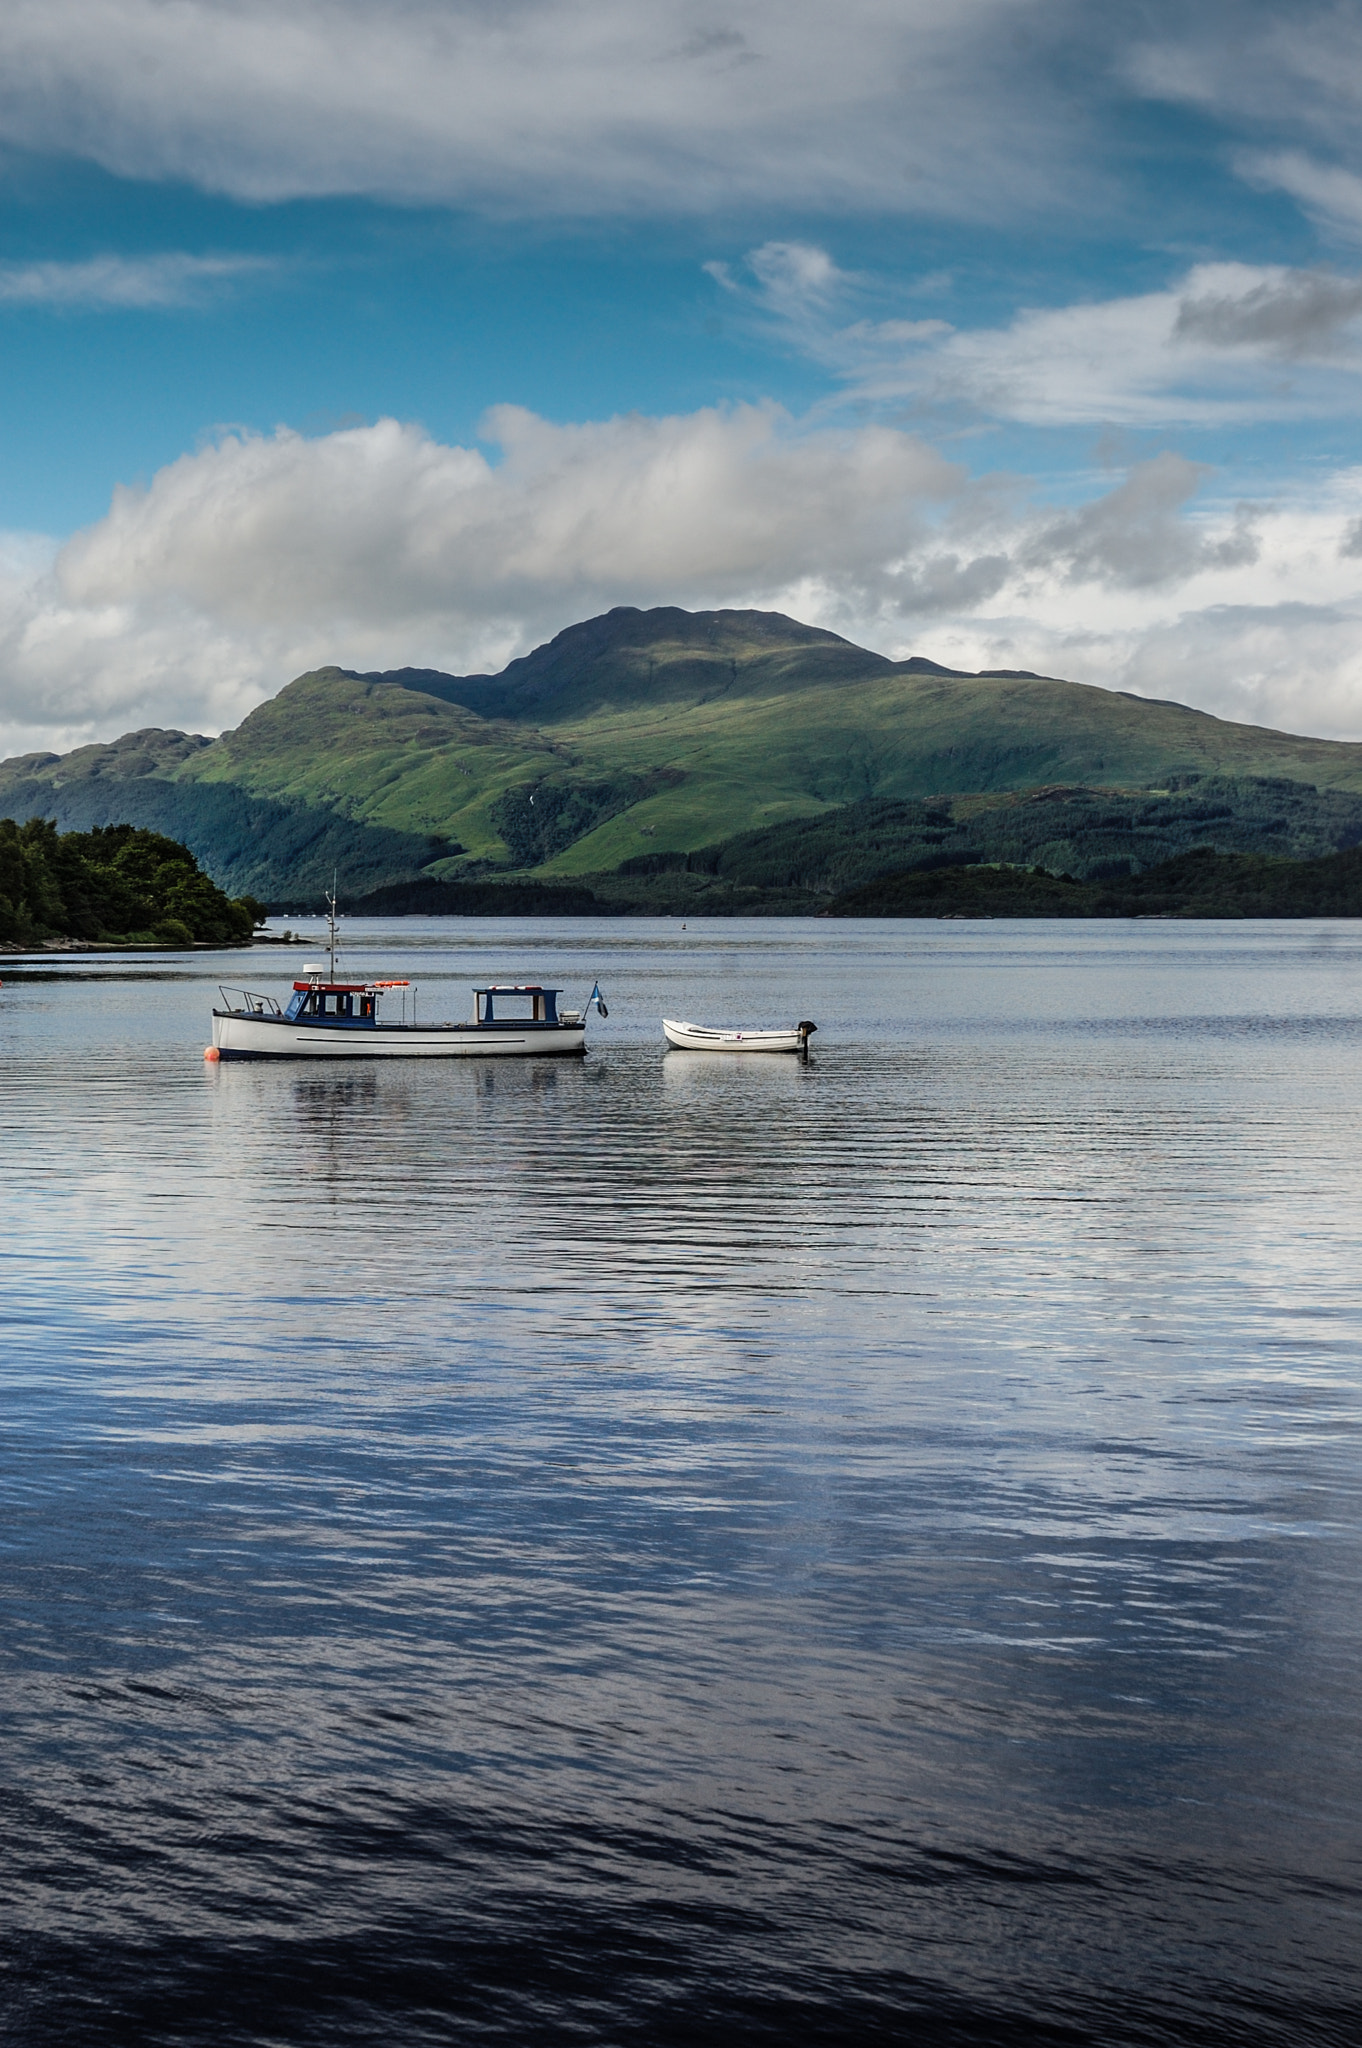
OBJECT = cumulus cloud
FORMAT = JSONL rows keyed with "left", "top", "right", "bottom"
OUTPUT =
{"left": 745, "top": 241, "right": 849, "bottom": 304}
{"left": 1022, "top": 454, "right": 1260, "bottom": 589}
{"left": 3, "top": 406, "right": 1362, "bottom": 757}
{"left": 1171, "top": 269, "right": 1362, "bottom": 356}
{"left": 0, "top": 405, "right": 970, "bottom": 752}
{"left": 55, "top": 405, "right": 965, "bottom": 626}
{"left": 0, "top": 252, "right": 273, "bottom": 308}
{"left": 1115, "top": 605, "right": 1362, "bottom": 735}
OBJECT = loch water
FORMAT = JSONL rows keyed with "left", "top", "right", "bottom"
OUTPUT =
{"left": 2, "top": 917, "right": 1361, "bottom": 2047}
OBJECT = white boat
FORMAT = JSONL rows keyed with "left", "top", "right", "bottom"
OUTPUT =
{"left": 209, "top": 891, "right": 604, "bottom": 1061}
{"left": 662, "top": 1018, "right": 817, "bottom": 1055}
{"left": 212, "top": 978, "right": 594, "bottom": 1060}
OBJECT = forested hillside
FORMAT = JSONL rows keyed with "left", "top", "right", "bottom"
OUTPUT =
{"left": 825, "top": 845, "right": 1362, "bottom": 919}
{"left": 0, "top": 819, "right": 259, "bottom": 948}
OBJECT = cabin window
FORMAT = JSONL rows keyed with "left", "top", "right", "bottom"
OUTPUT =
{"left": 476, "top": 987, "right": 560, "bottom": 1024}
{"left": 360, "top": 996, "right": 374, "bottom": 1021}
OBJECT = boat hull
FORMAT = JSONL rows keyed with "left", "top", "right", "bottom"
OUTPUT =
{"left": 662, "top": 1018, "right": 811, "bottom": 1054}
{"left": 212, "top": 1011, "right": 586, "bottom": 1059}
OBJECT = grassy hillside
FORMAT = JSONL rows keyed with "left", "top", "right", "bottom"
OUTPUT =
{"left": 9, "top": 606, "right": 1362, "bottom": 899}
{"left": 533, "top": 670, "right": 1362, "bottom": 873}
{"left": 181, "top": 669, "right": 569, "bottom": 857}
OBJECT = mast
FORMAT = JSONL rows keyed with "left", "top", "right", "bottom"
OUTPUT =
{"left": 326, "top": 873, "right": 338, "bottom": 981}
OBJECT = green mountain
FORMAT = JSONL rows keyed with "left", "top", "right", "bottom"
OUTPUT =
{"left": 8, "top": 605, "right": 1362, "bottom": 904}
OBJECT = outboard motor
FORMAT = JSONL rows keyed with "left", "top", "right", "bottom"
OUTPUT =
{"left": 796, "top": 1020, "right": 817, "bottom": 1059}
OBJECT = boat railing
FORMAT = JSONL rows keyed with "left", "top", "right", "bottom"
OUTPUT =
{"left": 219, "top": 986, "right": 283, "bottom": 1017}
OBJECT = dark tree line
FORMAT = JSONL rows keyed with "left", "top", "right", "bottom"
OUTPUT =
{"left": 0, "top": 819, "right": 262, "bottom": 947}
{"left": 825, "top": 844, "right": 1362, "bottom": 918}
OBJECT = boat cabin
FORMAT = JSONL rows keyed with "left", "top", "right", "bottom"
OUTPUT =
{"left": 474, "top": 985, "right": 561, "bottom": 1025}
{"left": 284, "top": 979, "right": 391, "bottom": 1024}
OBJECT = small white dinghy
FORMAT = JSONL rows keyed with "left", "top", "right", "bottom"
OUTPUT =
{"left": 662, "top": 1018, "right": 817, "bottom": 1056}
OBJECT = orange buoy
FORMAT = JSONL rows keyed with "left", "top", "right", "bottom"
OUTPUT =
{"left": 204, "top": 1046, "right": 220, "bottom": 1062}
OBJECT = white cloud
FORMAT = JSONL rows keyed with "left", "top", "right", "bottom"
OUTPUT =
{"left": 1114, "top": 605, "right": 1362, "bottom": 737}
{"left": 0, "top": 0, "right": 1100, "bottom": 219}
{"left": 1128, "top": 6, "right": 1362, "bottom": 154}
{"left": 0, "top": 252, "right": 273, "bottom": 308}
{"left": 1020, "top": 453, "right": 1260, "bottom": 589}
{"left": 0, "top": 2, "right": 1357, "bottom": 238}
{"left": 1237, "top": 153, "right": 1362, "bottom": 243}
{"left": 724, "top": 252, "right": 1362, "bottom": 426}
{"left": 3, "top": 406, "right": 1362, "bottom": 758}
{"left": 905, "top": 600, "right": 1362, "bottom": 743}
{"left": 746, "top": 241, "right": 850, "bottom": 304}
{"left": 709, "top": 242, "right": 951, "bottom": 365}
{"left": 920, "top": 263, "right": 1362, "bottom": 425}
{"left": 0, "top": 406, "right": 966, "bottom": 752}
{"left": 55, "top": 405, "right": 964, "bottom": 624}
{"left": 1126, "top": 5, "right": 1362, "bottom": 244}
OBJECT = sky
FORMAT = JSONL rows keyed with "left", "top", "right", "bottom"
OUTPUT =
{"left": 5, "top": 0, "right": 1362, "bottom": 755}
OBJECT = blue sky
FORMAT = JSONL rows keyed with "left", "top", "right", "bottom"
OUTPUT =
{"left": 4, "top": 0, "right": 1362, "bottom": 753}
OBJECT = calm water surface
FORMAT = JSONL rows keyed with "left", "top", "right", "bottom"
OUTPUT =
{"left": 2, "top": 917, "right": 1360, "bottom": 2045}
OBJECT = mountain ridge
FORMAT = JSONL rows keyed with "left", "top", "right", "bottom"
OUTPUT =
{"left": 7, "top": 604, "right": 1362, "bottom": 900}
{"left": 358, "top": 606, "right": 1044, "bottom": 723}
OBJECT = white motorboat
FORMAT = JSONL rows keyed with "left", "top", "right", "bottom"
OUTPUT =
{"left": 662, "top": 1018, "right": 817, "bottom": 1055}
{"left": 212, "top": 977, "right": 596, "bottom": 1060}
{"left": 209, "top": 890, "right": 605, "bottom": 1061}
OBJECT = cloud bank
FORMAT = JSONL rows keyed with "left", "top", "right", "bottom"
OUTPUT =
{"left": 4, "top": 404, "right": 1362, "bottom": 759}
{"left": 0, "top": 0, "right": 1069, "bottom": 219}
{"left": 2, "top": 2, "right": 1360, "bottom": 234}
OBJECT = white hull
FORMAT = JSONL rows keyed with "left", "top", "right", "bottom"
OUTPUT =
{"left": 212, "top": 1012, "right": 586, "bottom": 1059}
{"left": 662, "top": 1017, "right": 811, "bottom": 1054}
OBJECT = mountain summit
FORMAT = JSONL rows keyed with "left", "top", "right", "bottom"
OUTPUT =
{"left": 361, "top": 605, "right": 945, "bottom": 723}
